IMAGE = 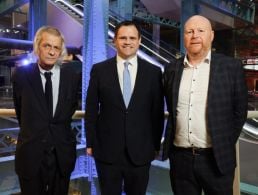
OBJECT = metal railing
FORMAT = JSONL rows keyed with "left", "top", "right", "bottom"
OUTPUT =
{"left": 0, "top": 109, "right": 84, "bottom": 118}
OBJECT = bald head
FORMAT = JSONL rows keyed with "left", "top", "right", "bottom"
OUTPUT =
{"left": 183, "top": 15, "right": 214, "bottom": 64}
{"left": 184, "top": 15, "right": 213, "bottom": 31}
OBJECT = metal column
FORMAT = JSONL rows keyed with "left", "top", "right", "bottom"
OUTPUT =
{"left": 82, "top": 0, "right": 109, "bottom": 194}
{"left": 117, "top": 0, "right": 133, "bottom": 20}
{"left": 28, "top": 0, "right": 47, "bottom": 40}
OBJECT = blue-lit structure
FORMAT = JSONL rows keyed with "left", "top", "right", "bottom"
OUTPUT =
{"left": 82, "top": 0, "right": 109, "bottom": 193}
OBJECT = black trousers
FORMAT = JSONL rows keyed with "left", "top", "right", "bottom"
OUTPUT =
{"left": 169, "top": 148, "right": 234, "bottom": 195}
{"left": 19, "top": 149, "right": 70, "bottom": 195}
{"left": 95, "top": 150, "right": 151, "bottom": 195}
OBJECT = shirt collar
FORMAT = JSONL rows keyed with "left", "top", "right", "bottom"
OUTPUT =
{"left": 184, "top": 51, "right": 211, "bottom": 68}
{"left": 116, "top": 55, "right": 137, "bottom": 66}
{"left": 38, "top": 63, "right": 60, "bottom": 75}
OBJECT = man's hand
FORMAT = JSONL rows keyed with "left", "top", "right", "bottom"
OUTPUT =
{"left": 86, "top": 147, "right": 93, "bottom": 156}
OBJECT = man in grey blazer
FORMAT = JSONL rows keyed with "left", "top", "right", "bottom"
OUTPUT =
{"left": 85, "top": 21, "right": 164, "bottom": 195}
{"left": 163, "top": 15, "right": 248, "bottom": 195}
{"left": 12, "top": 26, "right": 79, "bottom": 194}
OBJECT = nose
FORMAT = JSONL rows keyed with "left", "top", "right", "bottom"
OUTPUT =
{"left": 192, "top": 30, "right": 201, "bottom": 38}
{"left": 124, "top": 38, "right": 131, "bottom": 44}
{"left": 48, "top": 48, "right": 55, "bottom": 55}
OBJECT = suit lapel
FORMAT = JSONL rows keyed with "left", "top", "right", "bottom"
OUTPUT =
{"left": 128, "top": 58, "right": 145, "bottom": 108}
{"left": 109, "top": 58, "right": 126, "bottom": 109}
{"left": 207, "top": 54, "right": 220, "bottom": 107}
{"left": 172, "top": 58, "right": 184, "bottom": 116}
{"left": 26, "top": 63, "right": 48, "bottom": 113}
{"left": 53, "top": 66, "right": 65, "bottom": 118}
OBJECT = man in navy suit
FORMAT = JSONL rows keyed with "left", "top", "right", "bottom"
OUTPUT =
{"left": 12, "top": 26, "right": 79, "bottom": 194}
{"left": 85, "top": 21, "right": 164, "bottom": 195}
{"left": 163, "top": 15, "right": 248, "bottom": 195}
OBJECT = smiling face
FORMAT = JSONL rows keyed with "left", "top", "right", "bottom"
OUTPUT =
{"left": 36, "top": 32, "right": 62, "bottom": 70}
{"left": 184, "top": 15, "right": 214, "bottom": 61}
{"left": 114, "top": 25, "right": 141, "bottom": 60}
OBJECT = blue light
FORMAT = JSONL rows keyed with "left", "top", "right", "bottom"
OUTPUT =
{"left": 20, "top": 53, "right": 36, "bottom": 66}
{"left": 21, "top": 58, "right": 30, "bottom": 66}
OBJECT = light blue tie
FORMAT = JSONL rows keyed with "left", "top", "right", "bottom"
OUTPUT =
{"left": 123, "top": 61, "right": 131, "bottom": 108}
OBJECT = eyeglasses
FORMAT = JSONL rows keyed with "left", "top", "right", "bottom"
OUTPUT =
{"left": 41, "top": 43, "right": 61, "bottom": 53}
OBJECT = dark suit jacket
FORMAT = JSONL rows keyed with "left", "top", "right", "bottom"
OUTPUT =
{"left": 163, "top": 53, "right": 248, "bottom": 174}
{"left": 85, "top": 57, "right": 164, "bottom": 165}
{"left": 12, "top": 63, "right": 79, "bottom": 179}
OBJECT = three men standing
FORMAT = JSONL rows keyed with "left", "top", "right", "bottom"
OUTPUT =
{"left": 12, "top": 15, "right": 248, "bottom": 195}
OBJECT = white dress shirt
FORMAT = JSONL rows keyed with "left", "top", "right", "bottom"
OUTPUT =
{"left": 38, "top": 64, "right": 60, "bottom": 116}
{"left": 116, "top": 55, "right": 138, "bottom": 94}
{"left": 174, "top": 51, "right": 212, "bottom": 148}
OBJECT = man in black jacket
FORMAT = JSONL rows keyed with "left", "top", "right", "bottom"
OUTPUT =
{"left": 163, "top": 15, "right": 248, "bottom": 195}
{"left": 12, "top": 26, "right": 79, "bottom": 195}
{"left": 85, "top": 21, "right": 164, "bottom": 195}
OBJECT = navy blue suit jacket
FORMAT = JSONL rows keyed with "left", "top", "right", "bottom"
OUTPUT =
{"left": 12, "top": 63, "right": 79, "bottom": 178}
{"left": 163, "top": 53, "right": 248, "bottom": 174}
{"left": 85, "top": 57, "right": 164, "bottom": 165}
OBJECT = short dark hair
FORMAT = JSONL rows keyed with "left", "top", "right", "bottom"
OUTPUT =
{"left": 114, "top": 20, "right": 141, "bottom": 39}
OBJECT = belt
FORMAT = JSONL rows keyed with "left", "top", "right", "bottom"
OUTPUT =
{"left": 173, "top": 146, "right": 213, "bottom": 155}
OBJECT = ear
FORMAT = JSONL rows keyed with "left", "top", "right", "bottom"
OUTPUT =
{"left": 34, "top": 49, "right": 39, "bottom": 57}
{"left": 139, "top": 36, "right": 142, "bottom": 43}
{"left": 113, "top": 36, "right": 117, "bottom": 44}
{"left": 210, "top": 30, "right": 214, "bottom": 42}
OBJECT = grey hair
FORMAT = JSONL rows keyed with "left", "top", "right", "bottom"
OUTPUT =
{"left": 33, "top": 26, "right": 67, "bottom": 61}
